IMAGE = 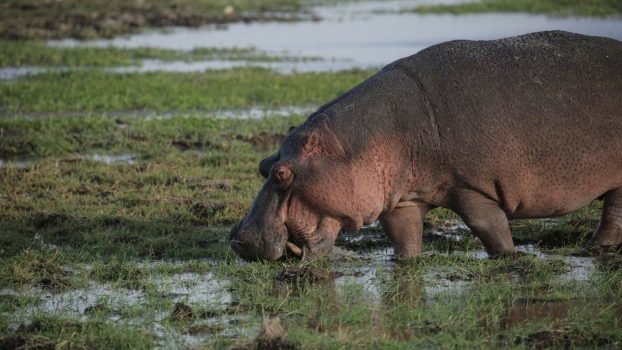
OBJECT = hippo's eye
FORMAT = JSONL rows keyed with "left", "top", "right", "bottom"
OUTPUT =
{"left": 272, "top": 164, "right": 294, "bottom": 190}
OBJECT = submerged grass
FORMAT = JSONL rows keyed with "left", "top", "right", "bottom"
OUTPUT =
{"left": 205, "top": 252, "right": 620, "bottom": 348}
{"left": 0, "top": 249, "right": 75, "bottom": 290}
{"left": 411, "top": 0, "right": 622, "bottom": 17}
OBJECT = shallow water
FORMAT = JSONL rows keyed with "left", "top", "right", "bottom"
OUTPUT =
{"left": 4, "top": 272, "right": 229, "bottom": 321}
{"left": 2, "top": 271, "right": 237, "bottom": 348}
{"left": 87, "top": 153, "right": 136, "bottom": 164}
{"left": 4, "top": 1, "right": 620, "bottom": 80}
{"left": 0, "top": 153, "right": 136, "bottom": 168}
{"left": 1, "top": 105, "right": 313, "bottom": 120}
{"left": 0, "top": 158, "right": 31, "bottom": 169}
{"left": 0, "top": 66, "right": 56, "bottom": 80}
{"left": 1, "top": 241, "right": 601, "bottom": 348}
{"left": 49, "top": 0, "right": 622, "bottom": 73}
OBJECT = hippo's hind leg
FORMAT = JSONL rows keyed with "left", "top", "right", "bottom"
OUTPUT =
{"left": 588, "top": 188, "right": 622, "bottom": 252}
{"left": 380, "top": 204, "right": 429, "bottom": 258}
{"left": 454, "top": 190, "right": 515, "bottom": 257}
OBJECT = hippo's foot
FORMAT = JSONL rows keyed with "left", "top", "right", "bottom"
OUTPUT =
{"left": 585, "top": 189, "right": 622, "bottom": 257}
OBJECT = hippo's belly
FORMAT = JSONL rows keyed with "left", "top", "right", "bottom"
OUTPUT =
{"left": 498, "top": 163, "right": 621, "bottom": 219}
{"left": 506, "top": 188, "right": 602, "bottom": 219}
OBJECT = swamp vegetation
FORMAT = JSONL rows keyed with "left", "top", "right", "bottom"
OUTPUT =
{"left": 1, "top": 59, "right": 620, "bottom": 350}
{"left": 1, "top": 0, "right": 621, "bottom": 348}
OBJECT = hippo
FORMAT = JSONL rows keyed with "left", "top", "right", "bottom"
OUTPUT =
{"left": 229, "top": 30, "right": 622, "bottom": 261}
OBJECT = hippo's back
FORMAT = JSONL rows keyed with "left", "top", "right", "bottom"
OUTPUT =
{"left": 395, "top": 30, "right": 622, "bottom": 130}
{"left": 393, "top": 31, "right": 622, "bottom": 217}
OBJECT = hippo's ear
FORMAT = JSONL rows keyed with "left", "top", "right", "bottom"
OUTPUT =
{"left": 300, "top": 127, "right": 345, "bottom": 159}
{"left": 302, "top": 132, "right": 319, "bottom": 155}
{"left": 259, "top": 152, "right": 280, "bottom": 178}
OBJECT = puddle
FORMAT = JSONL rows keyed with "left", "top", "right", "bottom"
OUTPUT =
{"left": 0, "top": 153, "right": 136, "bottom": 168}
{"left": 1, "top": 220, "right": 604, "bottom": 347}
{"left": 0, "top": 158, "right": 32, "bottom": 169}
{"left": 0, "top": 60, "right": 356, "bottom": 80}
{"left": 0, "top": 66, "right": 60, "bottom": 80}
{"left": 557, "top": 255, "right": 596, "bottom": 282}
{"left": 2, "top": 283, "right": 142, "bottom": 321}
{"left": 429, "top": 221, "right": 470, "bottom": 239}
{"left": 46, "top": 0, "right": 622, "bottom": 74}
{"left": 108, "top": 58, "right": 357, "bottom": 74}
{"left": 2, "top": 242, "right": 603, "bottom": 347}
{"left": 33, "top": 233, "right": 59, "bottom": 250}
{"left": 335, "top": 246, "right": 395, "bottom": 301}
{"left": 159, "top": 105, "right": 313, "bottom": 120}
{"left": 152, "top": 272, "right": 232, "bottom": 306}
{"left": 3, "top": 105, "right": 313, "bottom": 120}
{"left": 2, "top": 270, "right": 239, "bottom": 347}
{"left": 84, "top": 153, "right": 135, "bottom": 164}
{"left": 4, "top": 272, "right": 229, "bottom": 321}
{"left": 505, "top": 300, "right": 570, "bottom": 328}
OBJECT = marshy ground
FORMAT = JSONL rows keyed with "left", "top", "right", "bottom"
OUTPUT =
{"left": 2, "top": 0, "right": 622, "bottom": 349}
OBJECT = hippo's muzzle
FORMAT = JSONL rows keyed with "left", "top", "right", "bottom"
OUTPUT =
{"left": 229, "top": 216, "right": 290, "bottom": 261}
{"left": 229, "top": 217, "right": 313, "bottom": 261}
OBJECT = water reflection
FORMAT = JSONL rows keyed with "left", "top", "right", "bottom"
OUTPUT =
{"left": 3, "top": 1, "right": 620, "bottom": 80}
{"left": 49, "top": 1, "right": 622, "bottom": 72}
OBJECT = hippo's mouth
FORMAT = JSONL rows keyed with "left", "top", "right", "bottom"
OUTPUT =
{"left": 283, "top": 219, "right": 308, "bottom": 259}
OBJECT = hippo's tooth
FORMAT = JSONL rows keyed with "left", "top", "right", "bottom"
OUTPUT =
{"left": 286, "top": 242, "right": 302, "bottom": 257}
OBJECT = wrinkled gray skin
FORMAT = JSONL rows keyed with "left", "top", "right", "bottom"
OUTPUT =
{"left": 230, "top": 31, "right": 622, "bottom": 261}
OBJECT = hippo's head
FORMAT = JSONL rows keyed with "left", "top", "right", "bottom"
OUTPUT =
{"left": 229, "top": 115, "right": 385, "bottom": 261}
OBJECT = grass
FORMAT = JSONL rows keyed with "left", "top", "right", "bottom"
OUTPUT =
{"left": 1, "top": 108, "right": 617, "bottom": 348}
{"left": 0, "top": 68, "right": 374, "bottom": 114}
{"left": 1, "top": 40, "right": 620, "bottom": 349}
{"left": 3, "top": 251, "right": 620, "bottom": 348}
{"left": 0, "top": 114, "right": 312, "bottom": 259}
{"left": 1, "top": 316, "right": 155, "bottom": 349}
{"left": 410, "top": 0, "right": 622, "bottom": 17}
{"left": 207, "top": 254, "right": 621, "bottom": 349}
{"left": 0, "top": 41, "right": 323, "bottom": 68}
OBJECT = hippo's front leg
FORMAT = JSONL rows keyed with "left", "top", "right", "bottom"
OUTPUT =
{"left": 380, "top": 205, "right": 429, "bottom": 258}
{"left": 454, "top": 189, "right": 515, "bottom": 256}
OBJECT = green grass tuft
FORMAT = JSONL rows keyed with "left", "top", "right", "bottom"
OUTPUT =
{"left": 0, "top": 68, "right": 373, "bottom": 114}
